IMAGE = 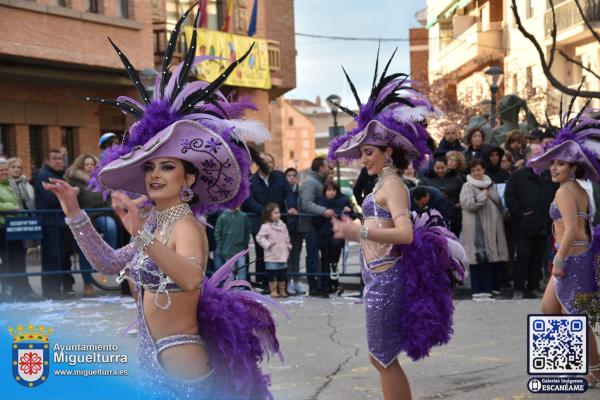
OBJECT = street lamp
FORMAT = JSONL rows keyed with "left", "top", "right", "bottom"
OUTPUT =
{"left": 140, "top": 68, "right": 159, "bottom": 100}
{"left": 326, "top": 94, "right": 342, "bottom": 184}
{"left": 484, "top": 66, "right": 503, "bottom": 128}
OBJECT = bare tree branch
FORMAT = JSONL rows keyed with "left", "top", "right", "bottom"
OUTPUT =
{"left": 510, "top": 0, "right": 600, "bottom": 98}
{"left": 574, "top": 0, "right": 600, "bottom": 44}
{"left": 558, "top": 49, "right": 600, "bottom": 81}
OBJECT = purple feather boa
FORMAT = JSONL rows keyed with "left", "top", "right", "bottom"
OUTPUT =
{"left": 391, "top": 226, "right": 454, "bottom": 361}
{"left": 198, "top": 250, "right": 284, "bottom": 400}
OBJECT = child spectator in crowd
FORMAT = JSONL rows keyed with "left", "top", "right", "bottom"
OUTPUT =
{"left": 256, "top": 203, "right": 291, "bottom": 298}
{"left": 315, "top": 181, "right": 354, "bottom": 295}
{"left": 214, "top": 206, "right": 252, "bottom": 281}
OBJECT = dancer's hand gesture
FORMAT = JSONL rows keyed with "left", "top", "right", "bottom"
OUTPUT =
{"left": 111, "top": 192, "right": 148, "bottom": 236}
{"left": 332, "top": 214, "right": 359, "bottom": 241}
{"left": 42, "top": 178, "right": 81, "bottom": 218}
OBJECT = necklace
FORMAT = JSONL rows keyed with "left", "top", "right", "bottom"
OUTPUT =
{"left": 156, "top": 203, "right": 193, "bottom": 228}
{"left": 373, "top": 165, "right": 399, "bottom": 194}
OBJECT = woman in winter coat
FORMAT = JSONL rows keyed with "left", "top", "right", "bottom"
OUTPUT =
{"left": 460, "top": 159, "right": 509, "bottom": 299}
{"left": 64, "top": 154, "right": 114, "bottom": 296}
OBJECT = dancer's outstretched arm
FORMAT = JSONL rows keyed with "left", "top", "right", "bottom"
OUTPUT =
{"left": 43, "top": 178, "right": 136, "bottom": 275}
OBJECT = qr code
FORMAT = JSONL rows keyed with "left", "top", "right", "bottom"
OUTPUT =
{"left": 528, "top": 315, "right": 587, "bottom": 374}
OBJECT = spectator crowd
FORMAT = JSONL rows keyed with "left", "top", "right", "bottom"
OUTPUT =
{"left": 0, "top": 124, "right": 578, "bottom": 301}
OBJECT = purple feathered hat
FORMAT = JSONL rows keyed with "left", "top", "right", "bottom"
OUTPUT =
{"left": 328, "top": 47, "right": 435, "bottom": 167}
{"left": 86, "top": 3, "right": 270, "bottom": 215}
{"left": 528, "top": 106, "right": 600, "bottom": 183}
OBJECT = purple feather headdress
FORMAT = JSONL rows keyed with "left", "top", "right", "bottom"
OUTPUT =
{"left": 86, "top": 3, "right": 270, "bottom": 214}
{"left": 327, "top": 46, "right": 434, "bottom": 168}
{"left": 528, "top": 103, "right": 600, "bottom": 183}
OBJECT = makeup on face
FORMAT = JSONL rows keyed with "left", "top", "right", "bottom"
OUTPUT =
{"left": 143, "top": 158, "right": 187, "bottom": 204}
{"left": 359, "top": 145, "right": 386, "bottom": 175}
{"left": 549, "top": 159, "right": 576, "bottom": 183}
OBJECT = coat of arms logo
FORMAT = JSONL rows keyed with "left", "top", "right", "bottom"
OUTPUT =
{"left": 8, "top": 323, "right": 52, "bottom": 388}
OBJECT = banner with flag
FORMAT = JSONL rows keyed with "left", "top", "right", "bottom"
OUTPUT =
{"left": 183, "top": 27, "right": 271, "bottom": 89}
{"left": 221, "top": 0, "right": 234, "bottom": 32}
{"left": 247, "top": 0, "right": 258, "bottom": 37}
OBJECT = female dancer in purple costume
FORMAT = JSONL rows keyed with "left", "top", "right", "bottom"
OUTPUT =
{"left": 541, "top": 161, "right": 599, "bottom": 386}
{"left": 328, "top": 48, "right": 466, "bottom": 400}
{"left": 39, "top": 4, "right": 283, "bottom": 398}
{"left": 45, "top": 161, "right": 212, "bottom": 377}
{"left": 333, "top": 145, "right": 413, "bottom": 398}
{"left": 528, "top": 108, "right": 600, "bottom": 387}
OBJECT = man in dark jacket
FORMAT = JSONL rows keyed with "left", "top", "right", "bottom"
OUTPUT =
{"left": 420, "top": 158, "right": 464, "bottom": 236}
{"left": 33, "top": 149, "right": 73, "bottom": 299}
{"left": 352, "top": 167, "right": 377, "bottom": 207}
{"left": 242, "top": 153, "right": 297, "bottom": 288}
{"left": 505, "top": 144, "right": 558, "bottom": 299}
{"left": 298, "top": 157, "right": 335, "bottom": 295}
{"left": 436, "top": 124, "right": 466, "bottom": 157}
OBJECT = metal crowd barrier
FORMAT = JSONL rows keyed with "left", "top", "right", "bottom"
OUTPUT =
{"left": 0, "top": 209, "right": 358, "bottom": 284}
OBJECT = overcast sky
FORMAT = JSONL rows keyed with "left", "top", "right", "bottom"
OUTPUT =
{"left": 287, "top": 0, "right": 427, "bottom": 106}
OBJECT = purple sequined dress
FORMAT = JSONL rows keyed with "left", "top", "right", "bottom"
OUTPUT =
{"left": 549, "top": 201, "right": 599, "bottom": 314}
{"left": 66, "top": 210, "right": 282, "bottom": 399}
{"left": 360, "top": 188, "right": 457, "bottom": 366}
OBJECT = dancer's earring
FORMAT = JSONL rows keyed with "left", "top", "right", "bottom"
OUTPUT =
{"left": 179, "top": 185, "right": 194, "bottom": 202}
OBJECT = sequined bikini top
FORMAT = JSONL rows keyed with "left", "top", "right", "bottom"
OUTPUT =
{"left": 362, "top": 192, "right": 393, "bottom": 220}
{"left": 549, "top": 201, "right": 590, "bottom": 221}
{"left": 120, "top": 203, "right": 204, "bottom": 310}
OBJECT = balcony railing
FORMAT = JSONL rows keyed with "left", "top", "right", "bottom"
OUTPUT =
{"left": 267, "top": 40, "right": 281, "bottom": 72}
{"left": 544, "top": 0, "right": 600, "bottom": 37}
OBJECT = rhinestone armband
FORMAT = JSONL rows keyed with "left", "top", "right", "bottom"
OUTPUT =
{"left": 133, "top": 229, "right": 155, "bottom": 252}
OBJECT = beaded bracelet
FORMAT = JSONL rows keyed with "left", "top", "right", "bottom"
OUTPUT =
{"left": 133, "top": 228, "right": 155, "bottom": 252}
{"left": 65, "top": 211, "right": 90, "bottom": 229}
{"left": 359, "top": 225, "right": 369, "bottom": 241}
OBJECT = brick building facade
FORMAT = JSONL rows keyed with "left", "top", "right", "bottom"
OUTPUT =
{"left": 0, "top": 0, "right": 296, "bottom": 179}
{"left": 0, "top": 0, "right": 154, "bottom": 178}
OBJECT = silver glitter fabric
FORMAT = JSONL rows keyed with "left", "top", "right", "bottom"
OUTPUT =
{"left": 67, "top": 211, "right": 214, "bottom": 398}
{"left": 554, "top": 248, "right": 598, "bottom": 314}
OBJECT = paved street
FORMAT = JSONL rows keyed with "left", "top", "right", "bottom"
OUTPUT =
{"left": 2, "top": 293, "right": 599, "bottom": 400}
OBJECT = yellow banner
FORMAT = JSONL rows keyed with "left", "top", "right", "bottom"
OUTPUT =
{"left": 183, "top": 27, "right": 271, "bottom": 90}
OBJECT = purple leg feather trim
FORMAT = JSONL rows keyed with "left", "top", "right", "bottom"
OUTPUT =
{"left": 393, "top": 227, "right": 455, "bottom": 361}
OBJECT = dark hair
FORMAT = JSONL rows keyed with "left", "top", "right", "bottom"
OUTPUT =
{"left": 322, "top": 181, "right": 340, "bottom": 197}
{"left": 432, "top": 157, "right": 447, "bottom": 166}
{"left": 100, "top": 136, "right": 119, "bottom": 150}
{"left": 375, "top": 146, "right": 409, "bottom": 170}
{"left": 468, "top": 159, "right": 486, "bottom": 172}
{"left": 284, "top": 167, "right": 297, "bottom": 176}
{"left": 262, "top": 202, "right": 280, "bottom": 223}
{"left": 413, "top": 186, "right": 430, "bottom": 201}
{"left": 182, "top": 160, "right": 199, "bottom": 205}
{"left": 47, "top": 149, "right": 61, "bottom": 159}
{"left": 506, "top": 130, "right": 525, "bottom": 147}
{"left": 465, "top": 128, "right": 485, "bottom": 146}
{"left": 311, "top": 157, "right": 326, "bottom": 172}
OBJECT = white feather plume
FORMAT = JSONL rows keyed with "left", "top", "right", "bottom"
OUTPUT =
{"left": 391, "top": 105, "right": 432, "bottom": 122}
{"left": 228, "top": 119, "right": 271, "bottom": 144}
